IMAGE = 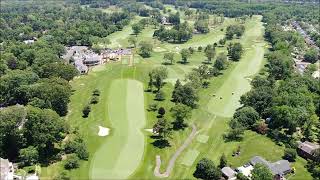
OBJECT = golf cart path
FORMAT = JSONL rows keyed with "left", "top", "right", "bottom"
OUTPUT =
{"left": 154, "top": 124, "right": 197, "bottom": 178}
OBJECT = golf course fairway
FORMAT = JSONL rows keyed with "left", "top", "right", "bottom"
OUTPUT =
{"left": 207, "top": 16, "right": 266, "bottom": 117}
{"left": 89, "top": 79, "right": 146, "bottom": 179}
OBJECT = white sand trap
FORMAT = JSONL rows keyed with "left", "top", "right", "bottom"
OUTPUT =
{"left": 98, "top": 126, "right": 110, "bottom": 136}
{"left": 145, "top": 128, "right": 159, "bottom": 135}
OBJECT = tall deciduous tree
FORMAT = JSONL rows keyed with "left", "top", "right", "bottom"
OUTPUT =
{"left": 170, "top": 103, "right": 192, "bottom": 127}
{"left": 163, "top": 52, "right": 175, "bottom": 64}
{"left": 227, "top": 42, "right": 243, "bottom": 61}
{"left": 139, "top": 41, "right": 153, "bottom": 58}
{"left": 180, "top": 48, "right": 190, "bottom": 64}
{"left": 204, "top": 44, "right": 215, "bottom": 63}
{"left": 251, "top": 163, "right": 273, "bottom": 180}
{"left": 193, "top": 158, "right": 222, "bottom": 180}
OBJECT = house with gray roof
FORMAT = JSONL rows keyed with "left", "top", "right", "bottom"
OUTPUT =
{"left": 250, "top": 156, "right": 291, "bottom": 177}
{"left": 297, "top": 141, "right": 320, "bottom": 161}
{"left": 221, "top": 167, "right": 237, "bottom": 180}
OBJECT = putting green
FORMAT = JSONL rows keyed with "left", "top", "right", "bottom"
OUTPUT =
{"left": 180, "top": 149, "right": 200, "bottom": 167}
{"left": 89, "top": 79, "right": 146, "bottom": 179}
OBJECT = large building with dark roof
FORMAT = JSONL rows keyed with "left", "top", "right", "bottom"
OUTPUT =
{"left": 250, "top": 156, "right": 291, "bottom": 177}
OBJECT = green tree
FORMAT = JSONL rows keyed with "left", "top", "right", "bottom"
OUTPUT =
{"left": 304, "top": 48, "right": 318, "bottom": 63}
{"left": 128, "top": 36, "right": 138, "bottom": 48}
{"left": 204, "top": 45, "right": 215, "bottom": 63}
{"left": 29, "top": 78, "right": 72, "bottom": 116}
{"left": 158, "top": 107, "right": 166, "bottom": 117}
{"left": 40, "top": 63, "right": 78, "bottom": 81}
{"left": 168, "top": 12, "right": 180, "bottom": 25}
{"left": 64, "top": 154, "right": 80, "bottom": 170}
{"left": 180, "top": 48, "right": 190, "bottom": 64}
{"left": 170, "top": 103, "right": 192, "bottom": 127}
{"left": 132, "top": 23, "right": 143, "bottom": 35}
{"left": 194, "top": 20, "right": 209, "bottom": 33}
{"left": 153, "top": 118, "right": 172, "bottom": 138}
{"left": 53, "top": 170, "right": 70, "bottom": 180}
{"left": 0, "top": 70, "right": 39, "bottom": 105}
{"left": 163, "top": 52, "right": 175, "bottom": 64}
{"left": 0, "top": 105, "right": 26, "bottom": 159}
{"left": 155, "top": 90, "right": 165, "bottom": 101}
{"left": 266, "top": 51, "right": 293, "bottom": 80}
{"left": 172, "top": 84, "right": 198, "bottom": 108}
{"left": 218, "top": 38, "right": 226, "bottom": 46}
{"left": 233, "top": 106, "right": 260, "bottom": 128}
{"left": 214, "top": 53, "right": 228, "bottom": 70}
{"left": 24, "top": 106, "right": 65, "bottom": 159}
{"left": 150, "top": 66, "right": 168, "bottom": 91}
{"left": 90, "top": 96, "right": 99, "bottom": 104}
{"left": 219, "top": 153, "right": 228, "bottom": 168}
{"left": 251, "top": 163, "right": 273, "bottom": 180}
{"left": 19, "top": 146, "right": 39, "bottom": 166}
{"left": 82, "top": 105, "right": 91, "bottom": 118}
{"left": 193, "top": 158, "right": 222, "bottom": 180}
{"left": 227, "top": 43, "right": 243, "bottom": 61}
{"left": 139, "top": 41, "right": 153, "bottom": 58}
{"left": 237, "top": 173, "right": 249, "bottom": 180}
{"left": 283, "top": 148, "right": 297, "bottom": 162}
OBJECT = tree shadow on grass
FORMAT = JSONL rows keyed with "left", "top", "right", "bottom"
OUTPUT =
{"left": 202, "top": 61, "right": 212, "bottom": 65}
{"left": 151, "top": 139, "right": 171, "bottom": 149}
{"left": 177, "top": 61, "right": 190, "bottom": 64}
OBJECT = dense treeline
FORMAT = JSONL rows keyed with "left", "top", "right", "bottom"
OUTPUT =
{"left": 1, "top": 1, "right": 131, "bottom": 45}
{"left": 160, "top": 0, "right": 319, "bottom": 24}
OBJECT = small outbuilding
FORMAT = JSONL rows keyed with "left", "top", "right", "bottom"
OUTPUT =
{"left": 297, "top": 141, "right": 320, "bottom": 161}
{"left": 221, "top": 167, "right": 237, "bottom": 180}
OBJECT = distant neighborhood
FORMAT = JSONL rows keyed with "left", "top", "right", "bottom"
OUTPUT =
{"left": 220, "top": 141, "right": 320, "bottom": 180}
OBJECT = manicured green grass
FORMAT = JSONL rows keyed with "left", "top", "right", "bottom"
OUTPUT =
{"left": 89, "top": 79, "right": 146, "bottom": 179}
{"left": 207, "top": 16, "right": 266, "bottom": 117}
{"left": 196, "top": 134, "right": 209, "bottom": 143}
{"left": 180, "top": 149, "right": 200, "bottom": 167}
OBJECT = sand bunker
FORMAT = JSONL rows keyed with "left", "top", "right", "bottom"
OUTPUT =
{"left": 98, "top": 126, "right": 110, "bottom": 136}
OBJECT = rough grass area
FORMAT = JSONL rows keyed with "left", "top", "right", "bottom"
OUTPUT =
{"left": 180, "top": 149, "right": 200, "bottom": 167}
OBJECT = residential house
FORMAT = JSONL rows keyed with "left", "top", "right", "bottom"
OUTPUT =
{"left": 250, "top": 156, "right": 291, "bottom": 178}
{"left": 0, "top": 158, "right": 14, "bottom": 180}
{"left": 221, "top": 167, "right": 237, "bottom": 180}
{"left": 161, "top": 16, "right": 172, "bottom": 25}
{"left": 297, "top": 141, "right": 320, "bottom": 161}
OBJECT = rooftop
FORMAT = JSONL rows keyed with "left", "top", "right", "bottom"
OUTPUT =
{"left": 250, "top": 156, "right": 291, "bottom": 175}
{"left": 221, "top": 167, "right": 237, "bottom": 178}
{"left": 298, "top": 141, "right": 320, "bottom": 154}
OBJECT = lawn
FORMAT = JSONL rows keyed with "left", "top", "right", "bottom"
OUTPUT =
{"left": 89, "top": 79, "right": 146, "bottom": 179}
